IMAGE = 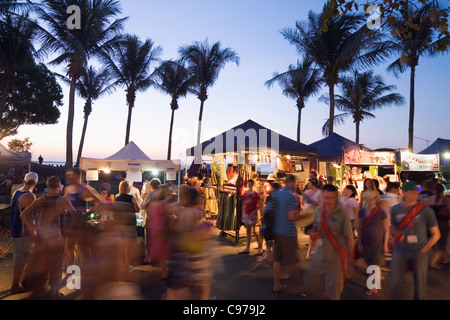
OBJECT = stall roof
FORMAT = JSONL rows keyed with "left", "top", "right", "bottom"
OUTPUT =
{"left": 80, "top": 141, "right": 181, "bottom": 172}
{"left": 309, "top": 133, "right": 372, "bottom": 162}
{"left": 0, "top": 143, "right": 31, "bottom": 166}
{"left": 418, "top": 138, "right": 450, "bottom": 155}
{"left": 185, "top": 119, "right": 318, "bottom": 158}
{"left": 105, "top": 141, "right": 151, "bottom": 161}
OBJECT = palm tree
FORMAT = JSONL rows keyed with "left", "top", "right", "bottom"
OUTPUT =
{"left": 320, "top": 70, "right": 405, "bottom": 144}
{"left": 103, "top": 34, "right": 162, "bottom": 146}
{"left": 387, "top": 2, "right": 447, "bottom": 150}
{"left": 36, "top": 0, "right": 126, "bottom": 168}
{"left": 152, "top": 60, "right": 195, "bottom": 160}
{"left": 75, "top": 66, "right": 114, "bottom": 167}
{"left": 0, "top": 13, "right": 37, "bottom": 127}
{"left": 265, "top": 57, "right": 323, "bottom": 142}
{"left": 179, "top": 39, "right": 239, "bottom": 145}
{"left": 281, "top": 3, "right": 391, "bottom": 136}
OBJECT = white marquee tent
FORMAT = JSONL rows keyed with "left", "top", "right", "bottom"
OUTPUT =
{"left": 0, "top": 143, "right": 31, "bottom": 167}
{"left": 79, "top": 141, "right": 181, "bottom": 182}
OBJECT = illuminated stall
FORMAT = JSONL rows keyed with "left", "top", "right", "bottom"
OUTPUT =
{"left": 186, "top": 119, "right": 318, "bottom": 242}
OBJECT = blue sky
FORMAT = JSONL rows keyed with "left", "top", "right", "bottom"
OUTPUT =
{"left": 5, "top": 0, "right": 450, "bottom": 163}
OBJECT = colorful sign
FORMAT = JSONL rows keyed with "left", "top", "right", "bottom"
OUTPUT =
{"left": 344, "top": 150, "right": 396, "bottom": 166}
{"left": 400, "top": 152, "right": 440, "bottom": 171}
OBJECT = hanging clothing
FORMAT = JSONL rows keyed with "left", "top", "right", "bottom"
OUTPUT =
{"left": 204, "top": 187, "right": 218, "bottom": 216}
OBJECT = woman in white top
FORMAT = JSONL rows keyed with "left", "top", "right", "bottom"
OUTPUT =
{"left": 303, "top": 178, "right": 321, "bottom": 211}
{"left": 340, "top": 185, "right": 360, "bottom": 237}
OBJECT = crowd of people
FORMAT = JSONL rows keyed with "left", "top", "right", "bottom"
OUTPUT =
{"left": 9, "top": 170, "right": 214, "bottom": 300}
{"left": 7, "top": 167, "right": 450, "bottom": 300}
{"left": 237, "top": 171, "right": 449, "bottom": 300}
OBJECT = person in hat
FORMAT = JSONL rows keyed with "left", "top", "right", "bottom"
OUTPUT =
{"left": 9, "top": 172, "right": 38, "bottom": 294}
{"left": 388, "top": 181, "right": 441, "bottom": 300}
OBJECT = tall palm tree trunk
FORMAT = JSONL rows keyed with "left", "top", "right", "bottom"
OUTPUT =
{"left": 125, "top": 88, "right": 135, "bottom": 146}
{"left": 76, "top": 113, "right": 90, "bottom": 168}
{"left": 408, "top": 65, "right": 416, "bottom": 151}
{"left": 355, "top": 120, "right": 360, "bottom": 145}
{"left": 328, "top": 83, "right": 336, "bottom": 136}
{"left": 125, "top": 103, "right": 133, "bottom": 146}
{"left": 76, "top": 100, "right": 92, "bottom": 168}
{"left": 197, "top": 99, "right": 205, "bottom": 145}
{"left": 167, "top": 107, "right": 176, "bottom": 160}
{"left": 66, "top": 76, "right": 77, "bottom": 169}
{"left": 297, "top": 100, "right": 305, "bottom": 143}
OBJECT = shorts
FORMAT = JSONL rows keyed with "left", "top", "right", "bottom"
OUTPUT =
{"left": 12, "top": 237, "right": 33, "bottom": 265}
{"left": 273, "top": 234, "right": 301, "bottom": 265}
{"left": 242, "top": 214, "right": 256, "bottom": 226}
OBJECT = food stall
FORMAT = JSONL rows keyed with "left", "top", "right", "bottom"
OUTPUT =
{"left": 186, "top": 119, "right": 318, "bottom": 242}
{"left": 343, "top": 149, "right": 397, "bottom": 193}
{"left": 309, "top": 133, "right": 372, "bottom": 188}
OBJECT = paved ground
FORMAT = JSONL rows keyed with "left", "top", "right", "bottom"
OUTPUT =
{"left": 1, "top": 223, "right": 450, "bottom": 301}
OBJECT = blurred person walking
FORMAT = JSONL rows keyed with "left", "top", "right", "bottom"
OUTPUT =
{"left": 9, "top": 172, "right": 38, "bottom": 295}
{"left": 388, "top": 181, "right": 440, "bottom": 300}
{"left": 357, "top": 191, "right": 389, "bottom": 296}
{"left": 114, "top": 180, "right": 141, "bottom": 271}
{"left": 267, "top": 174, "right": 307, "bottom": 294}
{"left": 64, "top": 168, "right": 105, "bottom": 266}
{"left": 141, "top": 178, "right": 162, "bottom": 264}
{"left": 166, "top": 187, "right": 213, "bottom": 300}
{"left": 20, "top": 177, "right": 78, "bottom": 299}
{"left": 425, "top": 183, "right": 450, "bottom": 269}
{"left": 305, "top": 184, "right": 354, "bottom": 300}
{"left": 147, "top": 185, "right": 173, "bottom": 279}
{"left": 303, "top": 178, "right": 321, "bottom": 260}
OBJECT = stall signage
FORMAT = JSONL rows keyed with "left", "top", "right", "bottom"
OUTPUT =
{"left": 86, "top": 169, "right": 98, "bottom": 181}
{"left": 126, "top": 163, "right": 142, "bottom": 182}
{"left": 344, "top": 150, "right": 395, "bottom": 166}
{"left": 400, "top": 152, "right": 440, "bottom": 172}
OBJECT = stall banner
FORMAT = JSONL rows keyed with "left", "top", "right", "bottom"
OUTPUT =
{"left": 400, "top": 152, "right": 440, "bottom": 171}
{"left": 126, "top": 163, "right": 142, "bottom": 182}
{"left": 344, "top": 150, "right": 395, "bottom": 166}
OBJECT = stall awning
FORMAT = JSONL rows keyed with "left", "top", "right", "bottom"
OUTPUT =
{"left": 80, "top": 141, "right": 181, "bottom": 172}
{"left": 309, "top": 133, "right": 372, "bottom": 162}
{"left": 419, "top": 138, "right": 450, "bottom": 155}
{"left": 185, "top": 120, "right": 318, "bottom": 158}
{"left": 0, "top": 143, "right": 31, "bottom": 166}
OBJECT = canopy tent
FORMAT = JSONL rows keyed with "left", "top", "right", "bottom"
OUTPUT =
{"left": 309, "top": 133, "right": 372, "bottom": 163}
{"left": 80, "top": 141, "right": 181, "bottom": 173}
{"left": 418, "top": 138, "right": 450, "bottom": 155}
{"left": 186, "top": 119, "right": 318, "bottom": 158}
{"left": 0, "top": 143, "right": 31, "bottom": 167}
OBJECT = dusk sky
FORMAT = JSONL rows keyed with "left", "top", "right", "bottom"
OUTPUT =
{"left": 4, "top": 0, "right": 450, "bottom": 164}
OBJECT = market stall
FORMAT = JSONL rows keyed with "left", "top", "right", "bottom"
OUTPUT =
{"left": 309, "top": 133, "right": 372, "bottom": 187}
{"left": 419, "top": 138, "right": 450, "bottom": 181}
{"left": 80, "top": 141, "right": 182, "bottom": 230}
{"left": 399, "top": 150, "right": 440, "bottom": 183}
{"left": 186, "top": 119, "right": 318, "bottom": 242}
{"left": 343, "top": 149, "right": 397, "bottom": 193}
